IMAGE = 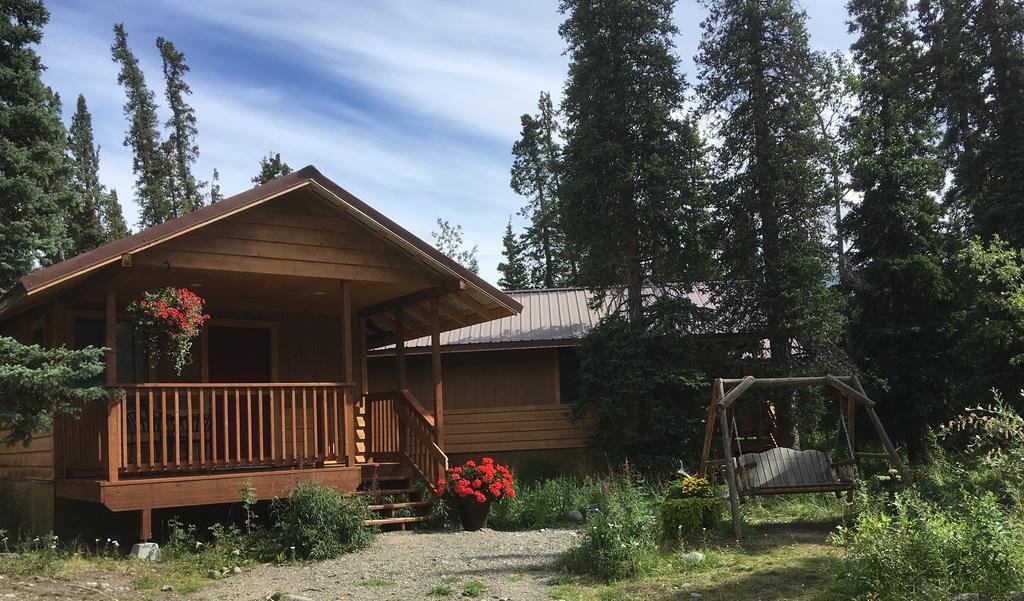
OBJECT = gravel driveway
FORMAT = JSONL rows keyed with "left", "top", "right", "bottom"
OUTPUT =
{"left": 196, "top": 528, "right": 580, "bottom": 601}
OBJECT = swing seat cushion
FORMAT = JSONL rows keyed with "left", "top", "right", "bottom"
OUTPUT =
{"left": 736, "top": 447, "right": 850, "bottom": 494}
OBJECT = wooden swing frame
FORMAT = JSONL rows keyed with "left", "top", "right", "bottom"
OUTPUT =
{"left": 696, "top": 374, "right": 911, "bottom": 538}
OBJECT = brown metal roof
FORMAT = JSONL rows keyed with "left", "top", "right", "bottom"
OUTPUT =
{"left": 0, "top": 166, "right": 521, "bottom": 320}
{"left": 388, "top": 287, "right": 712, "bottom": 351}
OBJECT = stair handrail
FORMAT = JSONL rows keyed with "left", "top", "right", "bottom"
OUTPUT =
{"left": 395, "top": 388, "right": 448, "bottom": 487}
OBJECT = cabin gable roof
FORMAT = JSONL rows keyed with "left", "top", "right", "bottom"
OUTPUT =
{"left": 0, "top": 166, "right": 521, "bottom": 325}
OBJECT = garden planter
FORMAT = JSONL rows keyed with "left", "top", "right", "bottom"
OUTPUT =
{"left": 458, "top": 499, "right": 491, "bottom": 531}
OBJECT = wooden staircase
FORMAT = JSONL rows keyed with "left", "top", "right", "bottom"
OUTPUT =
{"left": 357, "top": 462, "right": 432, "bottom": 529}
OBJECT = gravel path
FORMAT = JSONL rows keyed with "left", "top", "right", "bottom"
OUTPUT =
{"left": 196, "top": 528, "right": 580, "bottom": 601}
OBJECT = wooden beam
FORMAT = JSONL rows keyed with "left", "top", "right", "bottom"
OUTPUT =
{"left": 697, "top": 380, "right": 721, "bottom": 478}
{"left": 356, "top": 282, "right": 463, "bottom": 318}
{"left": 395, "top": 308, "right": 407, "bottom": 390}
{"left": 717, "top": 379, "right": 742, "bottom": 539}
{"left": 341, "top": 280, "right": 355, "bottom": 465}
{"left": 720, "top": 375, "right": 756, "bottom": 408}
{"left": 105, "top": 289, "right": 120, "bottom": 484}
{"left": 431, "top": 298, "right": 445, "bottom": 448}
{"left": 139, "top": 507, "right": 152, "bottom": 541}
{"left": 825, "top": 375, "right": 875, "bottom": 407}
{"left": 721, "top": 376, "right": 853, "bottom": 388}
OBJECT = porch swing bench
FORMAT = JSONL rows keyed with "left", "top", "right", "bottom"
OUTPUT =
{"left": 734, "top": 447, "right": 855, "bottom": 496}
{"left": 697, "top": 374, "right": 911, "bottom": 537}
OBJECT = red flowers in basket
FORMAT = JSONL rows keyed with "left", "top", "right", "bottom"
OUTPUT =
{"left": 127, "top": 287, "right": 210, "bottom": 375}
{"left": 434, "top": 457, "right": 515, "bottom": 504}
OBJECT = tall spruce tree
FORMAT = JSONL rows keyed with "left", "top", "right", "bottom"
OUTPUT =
{"left": 918, "top": 0, "right": 1024, "bottom": 245}
{"left": 66, "top": 95, "right": 107, "bottom": 253}
{"left": 510, "top": 92, "right": 569, "bottom": 288}
{"left": 252, "top": 152, "right": 292, "bottom": 185}
{"left": 698, "top": 0, "right": 844, "bottom": 445}
{"left": 845, "top": 0, "right": 953, "bottom": 461}
{"left": 99, "top": 188, "right": 129, "bottom": 242}
{"left": 112, "top": 23, "right": 171, "bottom": 228}
{"left": 157, "top": 36, "right": 204, "bottom": 215}
{"left": 559, "top": 0, "right": 709, "bottom": 321}
{"left": 496, "top": 221, "right": 530, "bottom": 290}
{"left": 0, "top": 0, "right": 72, "bottom": 289}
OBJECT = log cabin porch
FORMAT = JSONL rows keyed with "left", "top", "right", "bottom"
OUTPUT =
{"left": 0, "top": 167, "right": 522, "bottom": 541}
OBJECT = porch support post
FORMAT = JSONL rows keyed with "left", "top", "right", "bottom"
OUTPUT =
{"left": 139, "top": 507, "right": 152, "bottom": 541}
{"left": 430, "top": 298, "right": 444, "bottom": 447}
{"left": 105, "top": 288, "right": 120, "bottom": 483}
{"left": 341, "top": 280, "right": 356, "bottom": 466}
{"left": 395, "top": 308, "right": 408, "bottom": 456}
{"left": 395, "top": 308, "right": 406, "bottom": 390}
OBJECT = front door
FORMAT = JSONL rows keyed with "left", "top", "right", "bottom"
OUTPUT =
{"left": 207, "top": 325, "right": 272, "bottom": 464}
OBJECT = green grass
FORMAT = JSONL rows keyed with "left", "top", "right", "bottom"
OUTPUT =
{"left": 360, "top": 577, "right": 396, "bottom": 587}
{"left": 504, "top": 573, "right": 524, "bottom": 582}
{"left": 741, "top": 493, "right": 850, "bottom": 526}
{"left": 461, "top": 580, "right": 487, "bottom": 597}
{"left": 549, "top": 528, "right": 839, "bottom": 601}
{"left": 428, "top": 585, "right": 454, "bottom": 597}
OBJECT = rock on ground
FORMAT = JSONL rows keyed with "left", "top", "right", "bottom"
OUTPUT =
{"left": 197, "top": 528, "right": 579, "bottom": 601}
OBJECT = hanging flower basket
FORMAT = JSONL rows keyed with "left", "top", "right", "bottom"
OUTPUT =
{"left": 127, "top": 287, "right": 210, "bottom": 375}
{"left": 434, "top": 458, "right": 515, "bottom": 531}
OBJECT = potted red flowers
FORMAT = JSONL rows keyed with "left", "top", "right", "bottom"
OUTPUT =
{"left": 434, "top": 458, "right": 515, "bottom": 531}
{"left": 127, "top": 287, "right": 210, "bottom": 375}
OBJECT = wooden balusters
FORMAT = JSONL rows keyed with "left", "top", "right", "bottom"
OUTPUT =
{"left": 111, "top": 383, "right": 352, "bottom": 476}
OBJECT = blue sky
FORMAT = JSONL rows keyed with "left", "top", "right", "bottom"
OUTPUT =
{"left": 37, "top": 0, "right": 852, "bottom": 284}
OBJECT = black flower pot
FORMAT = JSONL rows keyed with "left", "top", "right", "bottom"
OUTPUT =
{"left": 458, "top": 499, "right": 491, "bottom": 531}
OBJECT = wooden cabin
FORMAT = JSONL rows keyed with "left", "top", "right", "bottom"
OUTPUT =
{"left": 368, "top": 287, "right": 777, "bottom": 473}
{"left": 0, "top": 166, "right": 521, "bottom": 540}
{"left": 368, "top": 288, "right": 596, "bottom": 473}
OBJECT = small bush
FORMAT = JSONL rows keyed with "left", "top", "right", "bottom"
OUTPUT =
{"left": 661, "top": 498, "right": 722, "bottom": 539}
{"left": 833, "top": 490, "right": 1024, "bottom": 600}
{"left": 274, "top": 481, "right": 375, "bottom": 560}
{"left": 562, "top": 475, "right": 661, "bottom": 581}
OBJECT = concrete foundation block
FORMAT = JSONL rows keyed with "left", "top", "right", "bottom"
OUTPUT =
{"left": 130, "top": 542, "right": 160, "bottom": 561}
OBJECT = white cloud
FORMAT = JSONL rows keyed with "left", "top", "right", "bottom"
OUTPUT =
{"left": 36, "top": 0, "right": 852, "bottom": 283}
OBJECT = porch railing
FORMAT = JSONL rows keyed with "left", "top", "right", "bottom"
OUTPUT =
{"left": 364, "top": 388, "right": 448, "bottom": 488}
{"left": 109, "top": 383, "right": 353, "bottom": 475}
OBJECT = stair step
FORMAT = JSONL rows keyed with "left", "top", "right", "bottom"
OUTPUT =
{"left": 362, "top": 475, "right": 412, "bottom": 483}
{"left": 367, "top": 501, "right": 431, "bottom": 511}
{"left": 354, "top": 487, "right": 418, "bottom": 496}
{"left": 364, "top": 516, "right": 429, "bottom": 527}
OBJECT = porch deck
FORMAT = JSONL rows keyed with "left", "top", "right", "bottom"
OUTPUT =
{"left": 55, "top": 382, "right": 446, "bottom": 538}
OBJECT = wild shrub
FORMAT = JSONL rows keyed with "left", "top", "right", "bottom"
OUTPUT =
{"left": 833, "top": 490, "right": 1024, "bottom": 600}
{"left": 935, "top": 391, "right": 1024, "bottom": 512}
{"left": 273, "top": 481, "right": 375, "bottom": 560}
{"left": 562, "top": 475, "right": 661, "bottom": 581}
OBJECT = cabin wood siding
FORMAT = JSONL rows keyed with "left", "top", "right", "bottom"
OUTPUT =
{"left": 368, "top": 348, "right": 562, "bottom": 411}
{"left": 444, "top": 405, "right": 588, "bottom": 453}
{"left": 368, "top": 347, "right": 590, "bottom": 454}
{"left": 0, "top": 431, "right": 55, "bottom": 480}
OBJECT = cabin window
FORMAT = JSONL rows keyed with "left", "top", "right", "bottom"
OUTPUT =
{"left": 558, "top": 347, "right": 579, "bottom": 404}
{"left": 72, "top": 317, "right": 146, "bottom": 383}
